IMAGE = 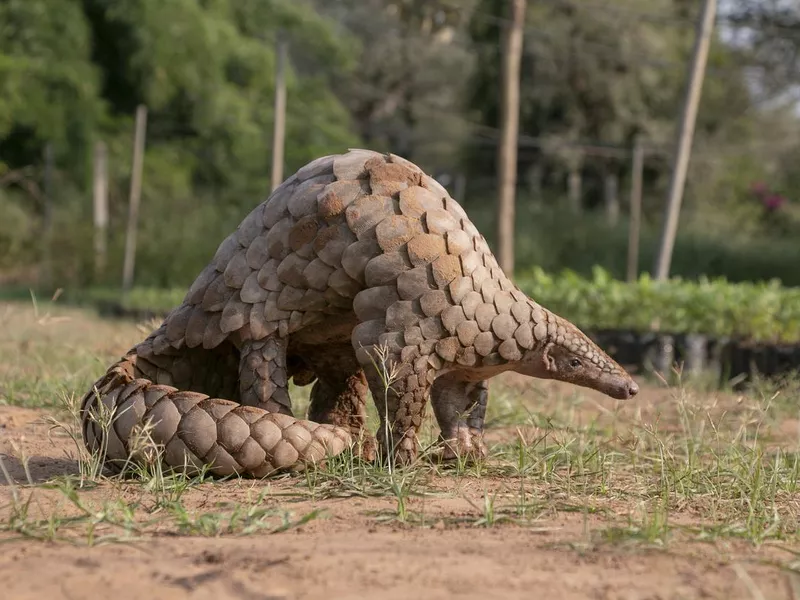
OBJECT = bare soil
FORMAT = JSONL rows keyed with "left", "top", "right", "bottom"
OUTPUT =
{"left": 1, "top": 301, "right": 799, "bottom": 599}
{"left": 2, "top": 396, "right": 798, "bottom": 600}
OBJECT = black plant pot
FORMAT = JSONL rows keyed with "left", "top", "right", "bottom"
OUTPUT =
{"left": 639, "top": 333, "right": 675, "bottom": 381}
{"left": 681, "top": 333, "right": 708, "bottom": 376}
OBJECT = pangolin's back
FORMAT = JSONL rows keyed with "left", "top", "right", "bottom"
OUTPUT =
{"left": 151, "top": 149, "right": 516, "bottom": 354}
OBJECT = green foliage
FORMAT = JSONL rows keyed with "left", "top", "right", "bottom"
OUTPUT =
{"left": 0, "top": 191, "right": 36, "bottom": 271}
{"left": 1, "top": 0, "right": 800, "bottom": 294}
{"left": 464, "top": 0, "right": 799, "bottom": 247}
{"left": 313, "top": 0, "right": 479, "bottom": 171}
{"left": 0, "top": 0, "right": 103, "bottom": 173}
{"left": 91, "top": 0, "right": 361, "bottom": 194}
{"left": 0, "top": 0, "right": 362, "bottom": 287}
{"left": 516, "top": 266, "right": 800, "bottom": 344}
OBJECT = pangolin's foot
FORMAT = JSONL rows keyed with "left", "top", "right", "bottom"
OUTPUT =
{"left": 376, "top": 429, "right": 419, "bottom": 467}
{"left": 435, "top": 425, "right": 488, "bottom": 463}
{"left": 352, "top": 431, "right": 378, "bottom": 462}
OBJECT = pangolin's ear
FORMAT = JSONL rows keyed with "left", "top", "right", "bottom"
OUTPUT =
{"left": 541, "top": 341, "right": 557, "bottom": 373}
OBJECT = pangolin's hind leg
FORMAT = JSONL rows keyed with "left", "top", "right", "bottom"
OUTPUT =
{"left": 238, "top": 337, "right": 293, "bottom": 415}
{"left": 430, "top": 374, "right": 489, "bottom": 462}
{"left": 134, "top": 324, "right": 241, "bottom": 401}
{"left": 304, "top": 346, "right": 376, "bottom": 460}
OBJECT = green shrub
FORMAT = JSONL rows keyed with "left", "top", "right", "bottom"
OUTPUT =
{"left": 516, "top": 266, "right": 800, "bottom": 344}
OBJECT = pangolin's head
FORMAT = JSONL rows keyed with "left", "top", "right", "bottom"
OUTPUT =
{"left": 517, "top": 309, "right": 639, "bottom": 400}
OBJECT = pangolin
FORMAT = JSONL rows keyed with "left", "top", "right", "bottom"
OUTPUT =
{"left": 79, "top": 149, "right": 638, "bottom": 478}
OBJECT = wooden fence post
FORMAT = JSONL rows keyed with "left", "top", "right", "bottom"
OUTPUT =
{"left": 122, "top": 105, "right": 148, "bottom": 298}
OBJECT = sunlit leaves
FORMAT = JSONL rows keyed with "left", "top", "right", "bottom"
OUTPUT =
{"left": 0, "top": 0, "right": 103, "bottom": 159}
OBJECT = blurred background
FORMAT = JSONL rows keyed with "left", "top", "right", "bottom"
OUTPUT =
{"left": 1, "top": 0, "right": 799, "bottom": 381}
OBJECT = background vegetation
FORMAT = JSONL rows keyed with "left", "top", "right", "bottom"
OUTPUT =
{"left": 2, "top": 0, "right": 799, "bottom": 299}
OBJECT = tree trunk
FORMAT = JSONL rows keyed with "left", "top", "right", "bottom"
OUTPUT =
{"left": 626, "top": 136, "right": 645, "bottom": 282}
{"left": 93, "top": 140, "right": 109, "bottom": 281}
{"left": 270, "top": 35, "right": 287, "bottom": 192}
{"left": 122, "top": 105, "right": 148, "bottom": 297}
{"left": 40, "top": 143, "right": 54, "bottom": 289}
{"left": 496, "top": 0, "right": 527, "bottom": 276}
{"left": 653, "top": 0, "right": 717, "bottom": 280}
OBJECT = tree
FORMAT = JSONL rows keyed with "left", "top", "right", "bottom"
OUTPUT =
{"left": 0, "top": 0, "right": 363, "bottom": 286}
{"left": 496, "top": 0, "right": 526, "bottom": 274}
{"left": 724, "top": 0, "right": 800, "bottom": 101}
{"left": 465, "top": 0, "right": 765, "bottom": 216}
{"left": 313, "top": 0, "right": 479, "bottom": 174}
{"left": 0, "top": 0, "right": 103, "bottom": 175}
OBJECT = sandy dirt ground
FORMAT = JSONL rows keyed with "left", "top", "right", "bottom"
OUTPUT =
{"left": 1, "top": 302, "right": 799, "bottom": 599}
{"left": 1, "top": 392, "right": 798, "bottom": 600}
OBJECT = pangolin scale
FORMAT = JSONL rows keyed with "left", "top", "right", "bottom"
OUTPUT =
{"left": 80, "top": 149, "right": 638, "bottom": 478}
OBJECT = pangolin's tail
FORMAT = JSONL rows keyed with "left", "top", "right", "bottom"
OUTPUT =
{"left": 79, "top": 355, "right": 352, "bottom": 478}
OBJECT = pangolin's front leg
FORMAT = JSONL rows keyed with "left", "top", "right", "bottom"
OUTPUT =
{"left": 430, "top": 374, "right": 489, "bottom": 461}
{"left": 355, "top": 337, "right": 436, "bottom": 466}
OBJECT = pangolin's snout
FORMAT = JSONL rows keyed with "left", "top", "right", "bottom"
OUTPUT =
{"left": 605, "top": 377, "right": 639, "bottom": 400}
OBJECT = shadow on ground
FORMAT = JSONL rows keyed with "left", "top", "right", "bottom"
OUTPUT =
{"left": 0, "top": 454, "right": 80, "bottom": 485}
